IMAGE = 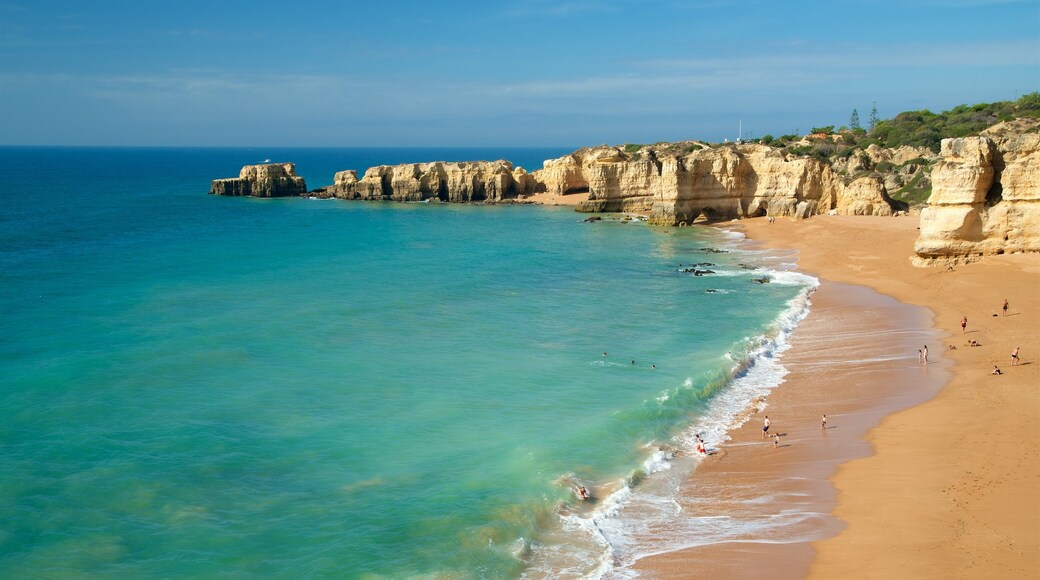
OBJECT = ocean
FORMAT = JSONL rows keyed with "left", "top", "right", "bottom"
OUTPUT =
{"left": 0, "top": 147, "right": 815, "bottom": 577}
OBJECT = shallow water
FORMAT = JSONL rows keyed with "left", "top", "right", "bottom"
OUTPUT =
{"left": 0, "top": 147, "right": 811, "bottom": 577}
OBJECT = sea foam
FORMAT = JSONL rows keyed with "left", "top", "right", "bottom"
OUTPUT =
{"left": 522, "top": 235, "right": 819, "bottom": 578}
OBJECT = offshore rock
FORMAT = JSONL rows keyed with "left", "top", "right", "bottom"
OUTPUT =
{"left": 209, "top": 163, "right": 307, "bottom": 197}
{"left": 913, "top": 127, "right": 1040, "bottom": 265}
{"left": 325, "top": 160, "right": 536, "bottom": 202}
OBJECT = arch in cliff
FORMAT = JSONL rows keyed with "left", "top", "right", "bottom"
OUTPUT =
{"left": 692, "top": 207, "right": 727, "bottom": 223}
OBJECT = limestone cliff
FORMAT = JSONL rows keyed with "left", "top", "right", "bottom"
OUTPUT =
{"left": 535, "top": 143, "right": 895, "bottom": 225}
{"left": 321, "top": 160, "right": 536, "bottom": 202}
{"left": 209, "top": 163, "right": 307, "bottom": 197}
{"left": 913, "top": 122, "right": 1040, "bottom": 265}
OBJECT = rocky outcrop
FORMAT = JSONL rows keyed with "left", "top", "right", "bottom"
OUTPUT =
{"left": 914, "top": 126, "right": 1040, "bottom": 265}
{"left": 209, "top": 163, "right": 306, "bottom": 197}
{"left": 321, "top": 160, "right": 536, "bottom": 202}
{"left": 864, "top": 144, "right": 934, "bottom": 166}
{"left": 537, "top": 153, "right": 589, "bottom": 195}
{"left": 536, "top": 143, "right": 895, "bottom": 225}
{"left": 837, "top": 176, "right": 895, "bottom": 216}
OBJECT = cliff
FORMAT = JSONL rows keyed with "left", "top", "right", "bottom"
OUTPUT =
{"left": 317, "top": 160, "right": 537, "bottom": 202}
{"left": 533, "top": 143, "right": 895, "bottom": 225}
{"left": 209, "top": 163, "right": 307, "bottom": 197}
{"left": 913, "top": 119, "right": 1040, "bottom": 265}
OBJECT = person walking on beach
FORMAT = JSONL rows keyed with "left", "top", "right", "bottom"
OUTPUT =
{"left": 762, "top": 415, "right": 770, "bottom": 438}
{"left": 961, "top": 316, "right": 967, "bottom": 333}
{"left": 922, "top": 345, "right": 929, "bottom": 364}
{"left": 1011, "top": 346, "right": 1020, "bottom": 366}
{"left": 821, "top": 414, "right": 828, "bottom": 429}
{"left": 773, "top": 433, "right": 780, "bottom": 448}
{"left": 1003, "top": 299, "right": 1009, "bottom": 316}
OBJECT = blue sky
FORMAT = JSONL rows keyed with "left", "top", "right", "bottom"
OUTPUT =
{"left": 1, "top": 0, "right": 1037, "bottom": 146}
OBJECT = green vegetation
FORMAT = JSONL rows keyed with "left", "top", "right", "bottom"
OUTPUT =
{"left": 810, "top": 125, "right": 835, "bottom": 134}
{"left": 623, "top": 143, "right": 644, "bottom": 153}
{"left": 871, "top": 92, "right": 1040, "bottom": 152}
{"left": 891, "top": 171, "right": 932, "bottom": 204}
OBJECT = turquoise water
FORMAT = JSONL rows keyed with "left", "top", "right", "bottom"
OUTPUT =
{"left": 0, "top": 148, "right": 810, "bottom": 577}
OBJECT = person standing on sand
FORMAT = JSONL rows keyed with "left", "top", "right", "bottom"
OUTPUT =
{"left": 1003, "top": 299, "right": 1009, "bottom": 316}
{"left": 961, "top": 316, "right": 967, "bottom": 333}
{"left": 762, "top": 415, "right": 770, "bottom": 438}
{"left": 1011, "top": 346, "right": 1020, "bottom": 366}
{"left": 773, "top": 433, "right": 779, "bottom": 448}
{"left": 923, "top": 345, "right": 929, "bottom": 364}
{"left": 821, "top": 414, "right": 828, "bottom": 429}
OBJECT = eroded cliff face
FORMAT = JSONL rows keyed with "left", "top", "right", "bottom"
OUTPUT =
{"left": 914, "top": 124, "right": 1040, "bottom": 265}
{"left": 534, "top": 143, "right": 894, "bottom": 225}
{"left": 320, "top": 160, "right": 536, "bottom": 202}
{"left": 209, "top": 163, "right": 307, "bottom": 197}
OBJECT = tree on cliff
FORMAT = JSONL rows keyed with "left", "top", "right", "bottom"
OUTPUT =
{"left": 869, "top": 102, "right": 880, "bottom": 132}
{"left": 850, "top": 109, "right": 861, "bottom": 131}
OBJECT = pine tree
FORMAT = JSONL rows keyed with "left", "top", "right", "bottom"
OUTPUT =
{"left": 869, "top": 102, "right": 880, "bottom": 132}
{"left": 850, "top": 109, "right": 861, "bottom": 131}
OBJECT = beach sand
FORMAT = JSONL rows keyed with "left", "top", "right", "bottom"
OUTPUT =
{"left": 523, "top": 191, "right": 590, "bottom": 206}
{"left": 634, "top": 215, "right": 1039, "bottom": 578}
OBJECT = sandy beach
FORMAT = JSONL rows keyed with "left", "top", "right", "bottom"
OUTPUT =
{"left": 630, "top": 214, "right": 1039, "bottom": 578}
{"left": 522, "top": 191, "right": 590, "bottom": 206}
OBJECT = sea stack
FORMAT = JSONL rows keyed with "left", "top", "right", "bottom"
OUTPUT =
{"left": 210, "top": 163, "right": 307, "bottom": 197}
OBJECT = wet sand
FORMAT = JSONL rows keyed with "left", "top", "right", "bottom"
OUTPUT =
{"left": 634, "top": 215, "right": 1039, "bottom": 578}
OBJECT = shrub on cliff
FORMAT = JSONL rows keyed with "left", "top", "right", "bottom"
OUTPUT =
{"left": 869, "top": 93, "right": 1040, "bottom": 152}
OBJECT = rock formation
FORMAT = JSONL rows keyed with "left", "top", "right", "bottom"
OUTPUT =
{"left": 534, "top": 143, "right": 895, "bottom": 225}
{"left": 318, "top": 160, "right": 536, "bottom": 202}
{"left": 913, "top": 122, "right": 1040, "bottom": 265}
{"left": 209, "top": 147, "right": 899, "bottom": 225}
{"left": 209, "top": 163, "right": 307, "bottom": 197}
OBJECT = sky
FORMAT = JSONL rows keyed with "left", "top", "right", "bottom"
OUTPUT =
{"left": 1, "top": 0, "right": 1038, "bottom": 147}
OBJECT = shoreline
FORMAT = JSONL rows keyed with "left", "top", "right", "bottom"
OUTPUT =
{"left": 630, "top": 273, "right": 950, "bottom": 577}
{"left": 633, "top": 215, "right": 1039, "bottom": 577}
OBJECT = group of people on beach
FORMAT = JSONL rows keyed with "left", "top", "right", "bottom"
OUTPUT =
{"left": 958, "top": 299, "right": 1022, "bottom": 376}
{"left": 751, "top": 413, "right": 829, "bottom": 450}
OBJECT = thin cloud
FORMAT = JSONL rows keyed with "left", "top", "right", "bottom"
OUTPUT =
{"left": 632, "top": 40, "right": 1040, "bottom": 71}
{"left": 502, "top": 0, "right": 624, "bottom": 17}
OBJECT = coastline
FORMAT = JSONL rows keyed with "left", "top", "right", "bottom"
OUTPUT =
{"left": 632, "top": 215, "right": 1039, "bottom": 577}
